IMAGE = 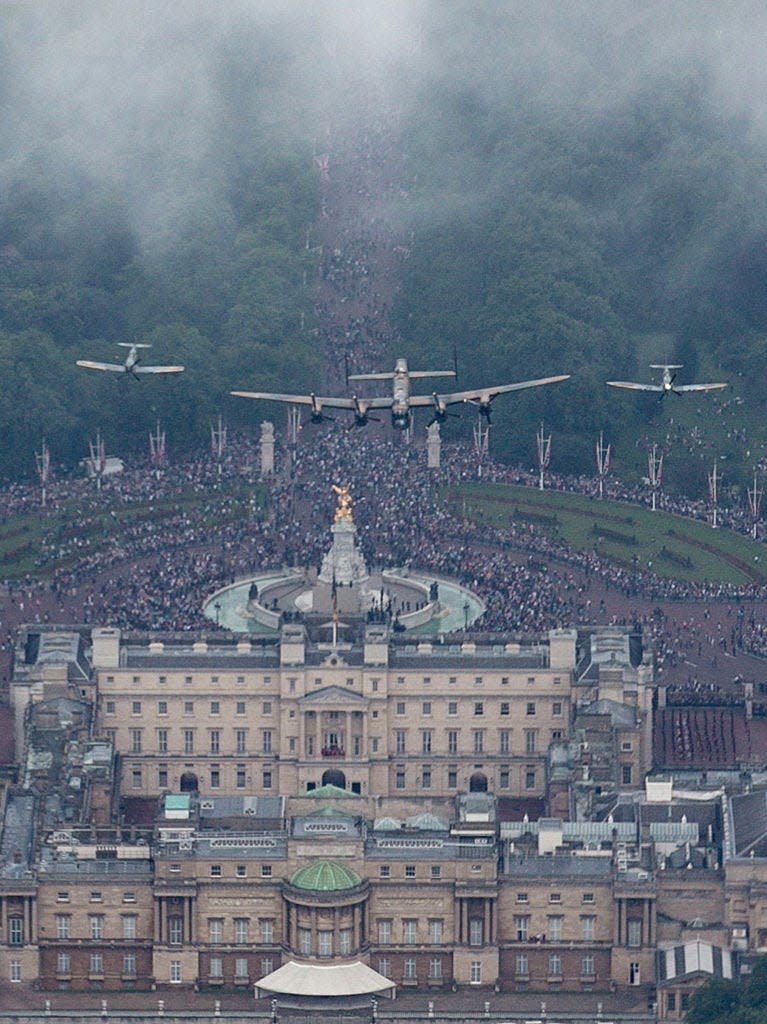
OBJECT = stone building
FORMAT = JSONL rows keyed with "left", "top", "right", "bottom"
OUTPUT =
{"left": 3, "top": 617, "right": 733, "bottom": 1011}
{"left": 79, "top": 622, "right": 581, "bottom": 803}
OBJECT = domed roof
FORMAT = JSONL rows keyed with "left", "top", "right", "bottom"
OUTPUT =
{"left": 289, "top": 859, "right": 362, "bottom": 891}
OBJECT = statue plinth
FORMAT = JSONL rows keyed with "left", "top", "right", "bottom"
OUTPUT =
{"left": 318, "top": 517, "right": 369, "bottom": 586}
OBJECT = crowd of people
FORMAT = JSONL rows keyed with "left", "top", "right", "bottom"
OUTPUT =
{"left": 1, "top": 109, "right": 767, "bottom": 708}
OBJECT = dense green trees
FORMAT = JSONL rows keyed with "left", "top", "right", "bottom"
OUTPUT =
{"left": 392, "top": 7, "right": 767, "bottom": 485}
{"left": 686, "top": 958, "right": 767, "bottom": 1024}
{"left": 0, "top": 133, "right": 320, "bottom": 478}
{"left": 2, "top": 4, "right": 767, "bottom": 490}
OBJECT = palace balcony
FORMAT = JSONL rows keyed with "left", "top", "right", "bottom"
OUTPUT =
{"left": 321, "top": 745, "right": 345, "bottom": 758}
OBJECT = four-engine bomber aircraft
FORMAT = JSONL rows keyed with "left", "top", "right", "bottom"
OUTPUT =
{"left": 231, "top": 357, "right": 570, "bottom": 430}
{"left": 76, "top": 343, "right": 185, "bottom": 378}
{"left": 606, "top": 363, "right": 727, "bottom": 398}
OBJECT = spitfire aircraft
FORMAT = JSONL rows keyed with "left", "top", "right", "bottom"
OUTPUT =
{"left": 606, "top": 364, "right": 727, "bottom": 398}
{"left": 76, "top": 343, "right": 185, "bottom": 378}
{"left": 231, "top": 357, "right": 570, "bottom": 430}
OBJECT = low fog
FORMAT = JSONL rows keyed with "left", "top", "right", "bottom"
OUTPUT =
{"left": 4, "top": 1, "right": 767, "bottom": 252}
{"left": 3, "top": 1, "right": 767, "bottom": 481}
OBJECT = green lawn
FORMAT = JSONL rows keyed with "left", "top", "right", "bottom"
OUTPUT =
{"left": 0, "top": 482, "right": 269, "bottom": 580}
{"left": 444, "top": 482, "right": 766, "bottom": 586}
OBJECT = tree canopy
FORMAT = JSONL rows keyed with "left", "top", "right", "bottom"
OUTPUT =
{"left": 2, "top": 3, "right": 767, "bottom": 493}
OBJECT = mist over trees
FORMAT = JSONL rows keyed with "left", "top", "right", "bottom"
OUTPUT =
{"left": 2, "top": 2, "right": 767, "bottom": 490}
{"left": 393, "top": 2, "right": 767, "bottom": 479}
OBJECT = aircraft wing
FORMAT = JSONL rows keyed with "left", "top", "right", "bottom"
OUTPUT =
{"left": 410, "top": 374, "right": 571, "bottom": 407}
{"left": 133, "top": 365, "right": 185, "bottom": 374}
{"left": 672, "top": 382, "right": 727, "bottom": 393}
{"left": 76, "top": 360, "right": 127, "bottom": 373}
{"left": 606, "top": 381, "right": 664, "bottom": 392}
{"left": 231, "top": 390, "right": 392, "bottom": 411}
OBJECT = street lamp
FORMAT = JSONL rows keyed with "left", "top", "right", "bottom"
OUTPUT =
{"left": 214, "top": 601, "right": 221, "bottom": 626}
{"left": 463, "top": 600, "right": 470, "bottom": 631}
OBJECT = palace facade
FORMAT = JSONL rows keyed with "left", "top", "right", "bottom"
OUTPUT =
{"left": 0, "top": 618, "right": 754, "bottom": 1018}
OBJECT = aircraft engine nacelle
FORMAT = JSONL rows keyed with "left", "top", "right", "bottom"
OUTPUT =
{"left": 478, "top": 399, "right": 493, "bottom": 422}
{"left": 430, "top": 393, "right": 448, "bottom": 422}
{"left": 309, "top": 394, "right": 326, "bottom": 422}
{"left": 351, "top": 396, "right": 369, "bottom": 427}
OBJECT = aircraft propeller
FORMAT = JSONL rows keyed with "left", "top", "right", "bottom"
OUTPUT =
{"left": 349, "top": 396, "right": 380, "bottom": 428}
{"left": 309, "top": 394, "right": 335, "bottom": 423}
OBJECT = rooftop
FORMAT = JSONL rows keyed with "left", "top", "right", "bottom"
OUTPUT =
{"left": 289, "top": 860, "right": 362, "bottom": 891}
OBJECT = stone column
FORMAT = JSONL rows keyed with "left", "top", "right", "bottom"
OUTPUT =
{"left": 427, "top": 423, "right": 441, "bottom": 469}
{"left": 260, "top": 421, "right": 275, "bottom": 477}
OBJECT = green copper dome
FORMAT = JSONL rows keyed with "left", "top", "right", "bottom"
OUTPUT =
{"left": 289, "top": 859, "right": 362, "bottom": 891}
